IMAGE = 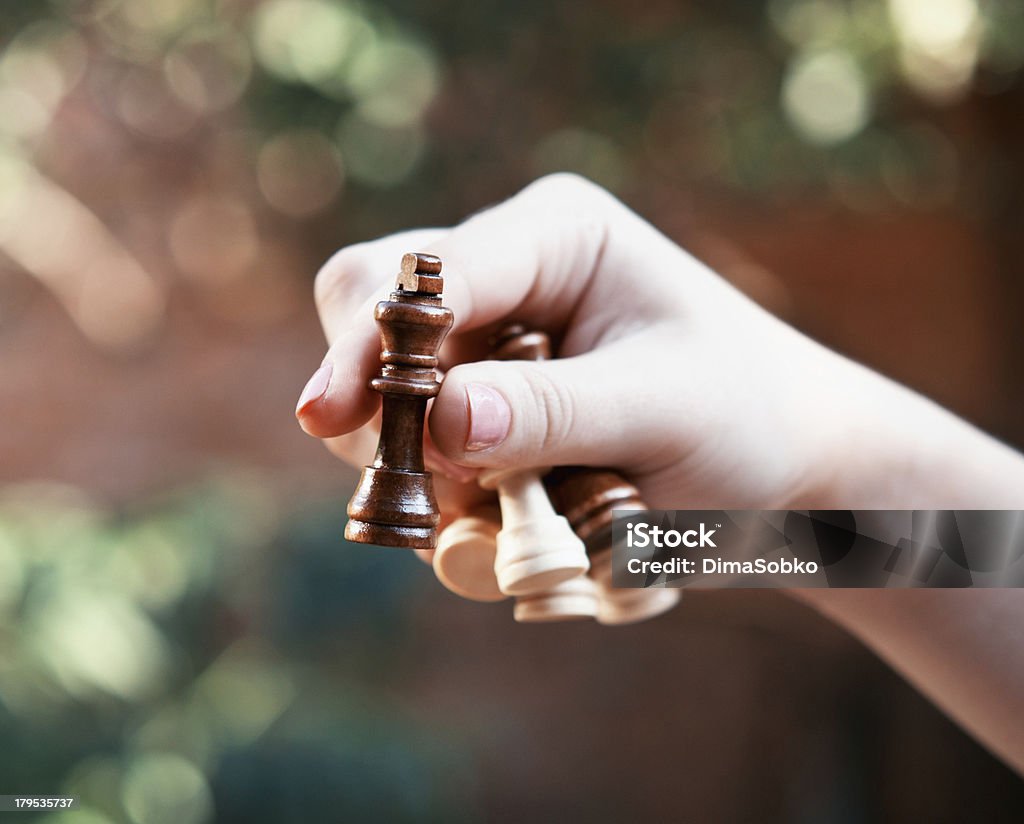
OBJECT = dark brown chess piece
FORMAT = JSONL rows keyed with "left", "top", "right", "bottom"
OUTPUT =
{"left": 545, "top": 466, "right": 644, "bottom": 549}
{"left": 547, "top": 466, "right": 681, "bottom": 624}
{"left": 490, "top": 323, "right": 549, "bottom": 362}
{"left": 345, "top": 253, "right": 453, "bottom": 549}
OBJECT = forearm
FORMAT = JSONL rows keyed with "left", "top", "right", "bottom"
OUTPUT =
{"left": 796, "top": 366, "right": 1024, "bottom": 774}
{"left": 794, "top": 588, "right": 1024, "bottom": 775}
{"left": 813, "top": 354, "right": 1024, "bottom": 509}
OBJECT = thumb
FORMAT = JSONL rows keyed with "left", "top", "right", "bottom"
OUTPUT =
{"left": 428, "top": 342, "right": 664, "bottom": 471}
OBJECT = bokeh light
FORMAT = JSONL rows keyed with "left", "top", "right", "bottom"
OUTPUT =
{"left": 0, "top": 157, "right": 165, "bottom": 350}
{"left": 336, "top": 114, "right": 423, "bottom": 188}
{"left": 170, "top": 195, "right": 260, "bottom": 284}
{"left": 190, "top": 639, "right": 295, "bottom": 747}
{"left": 532, "top": 128, "right": 626, "bottom": 191}
{"left": 163, "top": 25, "right": 252, "bottom": 114}
{"left": 30, "top": 589, "right": 169, "bottom": 701}
{"left": 257, "top": 129, "right": 344, "bottom": 216}
{"left": 347, "top": 36, "right": 440, "bottom": 127}
{"left": 121, "top": 753, "right": 213, "bottom": 824}
{"left": 782, "top": 48, "right": 871, "bottom": 145}
{"left": 251, "top": 0, "right": 370, "bottom": 88}
{"left": 889, "top": 0, "right": 981, "bottom": 100}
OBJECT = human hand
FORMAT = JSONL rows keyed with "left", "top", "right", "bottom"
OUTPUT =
{"left": 295, "top": 174, "right": 1023, "bottom": 532}
{"left": 296, "top": 173, "right": 1024, "bottom": 770}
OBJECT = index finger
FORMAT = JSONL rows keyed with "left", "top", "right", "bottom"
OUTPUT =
{"left": 299, "top": 173, "right": 696, "bottom": 439}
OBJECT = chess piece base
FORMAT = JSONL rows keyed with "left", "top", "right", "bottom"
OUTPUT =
{"left": 513, "top": 577, "right": 598, "bottom": 623}
{"left": 346, "top": 466, "right": 439, "bottom": 549}
{"left": 345, "top": 519, "right": 436, "bottom": 549}
{"left": 433, "top": 514, "right": 505, "bottom": 602}
{"left": 494, "top": 515, "right": 590, "bottom": 595}
{"left": 597, "top": 587, "right": 681, "bottom": 626}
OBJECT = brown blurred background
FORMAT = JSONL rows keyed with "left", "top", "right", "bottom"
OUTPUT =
{"left": 1, "top": 0, "right": 1023, "bottom": 821}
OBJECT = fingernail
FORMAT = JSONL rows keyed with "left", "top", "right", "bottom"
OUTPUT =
{"left": 296, "top": 363, "right": 332, "bottom": 416}
{"left": 465, "top": 383, "right": 511, "bottom": 451}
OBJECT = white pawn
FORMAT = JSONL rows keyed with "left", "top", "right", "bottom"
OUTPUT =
{"left": 478, "top": 466, "right": 590, "bottom": 596}
{"left": 432, "top": 506, "right": 507, "bottom": 603}
{"left": 513, "top": 575, "right": 599, "bottom": 623}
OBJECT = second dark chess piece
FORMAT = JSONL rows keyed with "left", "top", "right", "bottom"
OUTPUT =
{"left": 547, "top": 466, "right": 681, "bottom": 624}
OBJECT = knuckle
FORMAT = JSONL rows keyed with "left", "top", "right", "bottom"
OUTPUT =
{"left": 521, "top": 366, "right": 577, "bottom": 456}
{"left": 314, "top": 245, "right": 372, "bottom": 311}
{"left": 526, "top": 172, "right": 602, "bottom": 203}
{"left": 521, "top": 174, "right": 617, "bottom": 242}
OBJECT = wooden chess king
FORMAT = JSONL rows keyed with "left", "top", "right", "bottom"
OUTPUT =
{"left": 345, "top": 253, "right": 453, "bottom": 549}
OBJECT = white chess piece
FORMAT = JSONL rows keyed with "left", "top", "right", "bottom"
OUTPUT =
{"left": 513, "top": 575, "right": 598, "bottom": 623}
{"left": 478, "top": 467, "right": 589, "bottom": 596}
{"left": 432, "top": 507, "right": 507, "bottom": 603}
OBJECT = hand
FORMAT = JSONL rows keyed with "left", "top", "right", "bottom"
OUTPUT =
{"left": 297, "top": 175, "right": 1024, "bottom": 773}
{"left": 296, "top": 173, "right": 1024, "bottom": 523}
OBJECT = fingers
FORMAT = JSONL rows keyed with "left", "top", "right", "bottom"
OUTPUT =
{"left": 416, "top": 173, "right": 701, "bottom": 350}
{"left": 319, "top": 394, "right": 479, "bottom": 484}
{"left": 421, "top": 173, "right": 619, "bottom": 336}
{"left": 294, "top": 290, "right": 383, "bottom": 437}
{"left": 322, "top": 407, "right": 492, "bottom": 519}
{"left": 321, "top": 412, "right": 381, "bottom": 466}
{"left": 297, "top": 174, "right": 683, "bottom": 440}
{"left": 428, "top": 335, "right": 673, "bottom": 472}
{"left": 315, "top": 228, "right": 445, "bottom": 342}
{"left": 297, "top": 229, "right": 445, "bottom": 438}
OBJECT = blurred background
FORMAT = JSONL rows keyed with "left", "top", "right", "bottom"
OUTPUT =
{"left": 1, "top": 0, "right": 1023, "bottom": 821}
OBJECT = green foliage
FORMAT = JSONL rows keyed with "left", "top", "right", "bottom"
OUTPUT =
{"left": 0, "top": 479, "right": 475, "bottom": 823}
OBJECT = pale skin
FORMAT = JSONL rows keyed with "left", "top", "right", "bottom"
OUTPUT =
{"left": 295, "top": 173, "right": 1024, "bottom": 775}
